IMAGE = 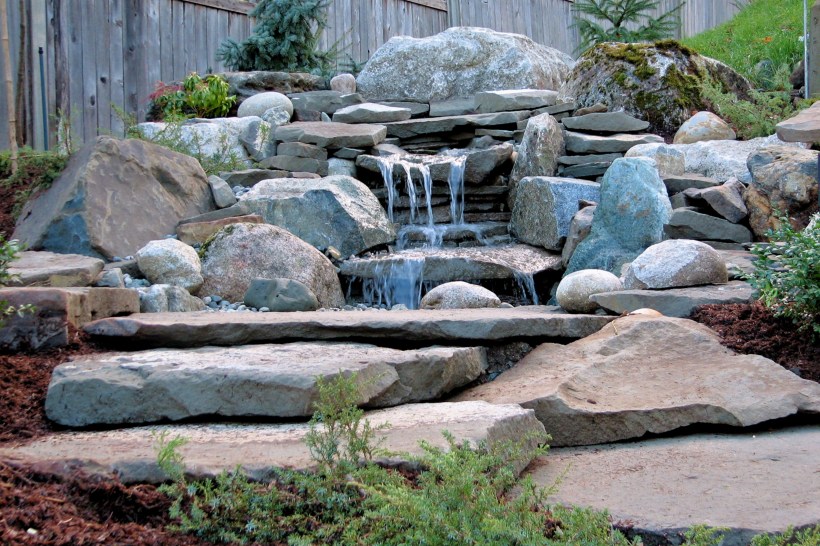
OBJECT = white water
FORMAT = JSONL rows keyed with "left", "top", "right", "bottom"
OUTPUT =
{"left": 359, "top": 257, "right": 425, "bottom": 309}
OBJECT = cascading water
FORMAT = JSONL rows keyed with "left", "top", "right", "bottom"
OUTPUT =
{"left": 359, "top": 257, "right": 425, "bottom": 309}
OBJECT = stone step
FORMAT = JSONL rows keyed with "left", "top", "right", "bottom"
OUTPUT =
{"left": 83, "top": 306, "right": 613, "bottom": 348}
{"left": 7, "top": 251, "right": 104, "bottom": 287}
{"left": 525, "top": 426, "right": 820, "bottom": 544}
{"left": 340, "top": 245, "right": 562, "bottom": 282}
{"left": 453, "top": 315, "right": 820, "bottom": 447}
{"left": 398, "top": 222, "right": 509, "bottom": 243}
{"left": 383, "top": 111, "right": 531, "bottom": 139}
{"left": 45, "top": 343, "right": 488, "bottom": 427}
{"left": 0, "top": 402, "right": 545, "bottom": 483}
{"left": 564, "top": 131, "right": 664, "bottom": 154}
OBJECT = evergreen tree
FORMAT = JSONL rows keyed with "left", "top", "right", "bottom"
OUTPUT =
{"left": 572, "top": 0, "right": 685, "bottom": 53}
{"left": 217, "top": 0, "right": 335, "bottom": 73}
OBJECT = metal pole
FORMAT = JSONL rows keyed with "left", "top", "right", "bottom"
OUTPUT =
{"left": 805, "top": 0, "right": 810, "bottom": 98}
{"left": 38, "top": 46, "right": 47, "bottom": 150}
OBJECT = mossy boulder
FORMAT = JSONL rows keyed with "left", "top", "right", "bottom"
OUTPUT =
{"left": 558, "top": 41, "right": 752, "bottom": 135}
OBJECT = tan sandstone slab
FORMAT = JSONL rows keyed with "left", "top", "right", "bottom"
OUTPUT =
{"left": 776, "top": 101, "right": 820, "bottom": 143}
{"left": 45, "top": 343, "right": 487, "bottom": 426}
{"left": 453, "top": 316, "right": 820, "bottom": 446}
{"left": 526, "top": 426, "right": 820, "bottom": 544}
{"left": 7, "top": 251, "right": 104, "bottom": 287}
{"left": 83, "top": 306, "right": 615, "bottom": 348}
{"left": 0, "top": 402, "right": 545, "bottom": 483}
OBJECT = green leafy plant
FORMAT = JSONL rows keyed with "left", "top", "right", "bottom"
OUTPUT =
{"left": 746, "top": 212, "right": 820, "bottom": 338}
{"left": 572, "top": 0, "right": 685, "bottom": 53}
{"left": 0, "top": 235, "right": 35, "bottom": 325}
{"left": 149, "top": 73, "right": 236, "bottom": 120}
{"left": 750, "top": 525, "right": 820, "bottom": 546}
{"left": 0, "top": 146, "right": 69, "bottom": 221}
{"left": 216, "top": 0, "right": 336, "bottom": 74}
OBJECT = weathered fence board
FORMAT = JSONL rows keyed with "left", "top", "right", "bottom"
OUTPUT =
{"left": 0, "top": 0, "right": 745, "bottom": 150}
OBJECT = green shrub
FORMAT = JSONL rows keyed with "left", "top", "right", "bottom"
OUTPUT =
{"left": 746, "top": 212, "right": 820, "bottom": 338}
{"left": 0, "top": 147, "right": 69, "bottom": 221}
{"left": 149, "top": 73, "right": 236, "bottom": 120}
{"left": 572, "top": 0, "right": 684, "bottom": 54}
{"left": 0, "top": 235, "right": 35, "bottom": 325}
{"left": 751, "top": 525, "right": 820, "bottom": 546}
{"left": 216, "top": 0, "right": 336, "bottom": 75}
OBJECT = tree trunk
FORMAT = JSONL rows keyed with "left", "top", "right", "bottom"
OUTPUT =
{"left": 1, "top": 0, "right": 19, "bottom": 174}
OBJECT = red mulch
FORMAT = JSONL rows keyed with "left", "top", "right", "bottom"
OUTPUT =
{"left": 0, "top": 181, "right": 20, "bottom": 238}
{"left": 691, "top": 301, "right": 820, "bottom": 382}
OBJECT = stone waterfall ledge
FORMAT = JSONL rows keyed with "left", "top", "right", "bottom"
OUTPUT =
{"left": 83, "top": 307, "right": 615, "bottom": 348}
{"left": 46, "top": 343, "right": 488, "bottom": 426}
{"left": 0, "top": 402, "right": 546, "bottom": 483}
{"left": 524, "top": 426, "right": 820, "bottom": 545}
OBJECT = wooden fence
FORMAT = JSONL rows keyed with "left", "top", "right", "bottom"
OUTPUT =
{"left": 1, "top": 0, "right": 742, "bottom": 150}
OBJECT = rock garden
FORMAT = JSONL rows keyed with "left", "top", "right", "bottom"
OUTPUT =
{"left": 0, "top": 2, "right": 819, "bottom": 544}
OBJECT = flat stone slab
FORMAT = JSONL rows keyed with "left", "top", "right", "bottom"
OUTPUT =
{"left": 665, "top": 208, "right": 752, "bottom": 243}
{"left": 558, "top": 152, "right": 623, "bottom": 166}
{"left": 525, "top": 426, "right": 820, "bottom": 544}
{"left": 45, "top": 343, "right": 487, "bottom": 426}
{"left": 0, "top": 402, "right": 545, "bottom": 483}
{"left": 83, "top": 306, "right": 614, "bottom": 348}
{"left": 383, "top": 111, "right": 531, "bottom": 139}
{"left": 8, "top": 251, "right": 104, "bottom": 287}
{"left": 0, "top": 287, "right": 140, "bottom": 351}
{"left": 562, "top": 112, "right": 650, "bottom": 133}
{"left": 475, "top": 90, "right": 558, "bottom": 113}
{"left": 663, "top": 173, "right": 721, "bottom": 194}
{"left": 340, "top": 245, "right": 563, "bottom": 281}
{"left": 332, "top": 103, "right": 411, "bottom": 124}
{"left": 453, "top": 316, "right": 820, "bottom": 446}
{"left": 564, "top": 131, "right": 664, "bottom": 154}
{"left": 589, "top": 280, "right": 754, "bottom": 317}
{"left": 775, "top": 101, "right": 820, "bottom": 143}
{"left": 275, "top": 121, "right": 387, "bottom": 148}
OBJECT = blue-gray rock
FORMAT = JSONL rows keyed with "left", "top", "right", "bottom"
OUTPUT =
{"left": 244, "top": 278, "right": 320, "bottom": 312}
{"left": 510, "top": 113, "right": 564, "bottom": 185}
{"left": 562, "top": 205, "right": 596, "bottom": 267}
{"left": 511, "top": 177, "right": 601, "bottom": 251}
{"left": 239, "top": 119, "right": 277, "bottom": 162}
{"left": 12, "top": 137, "right": 214, "bottom": 260}
{"left": 664, "top": 208, "right": 752, "bottom": 243}
{"left": 207, "top": 175, "right": 238, "bottom": 209}
{"left": 566, "top": 158, "right": 672, "bottom": 275}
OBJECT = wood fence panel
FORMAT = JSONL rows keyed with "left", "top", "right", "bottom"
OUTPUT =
{"left": 110, "top": 0, "right": 125, "bottom": 136}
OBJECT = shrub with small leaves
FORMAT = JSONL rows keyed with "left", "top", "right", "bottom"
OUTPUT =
{"left": 149, "top": 73, "right": 236, "bottom": 121}
{"left": 746, "top": 212, "right": 820, "bottom": 338}
{"left": 0, "top": 235, "right": 35, "bottom": 325}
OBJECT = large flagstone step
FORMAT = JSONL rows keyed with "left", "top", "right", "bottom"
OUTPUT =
{"left": 83, "top": 306, "right": 614, "bottom": 348}
{"left": 45, "top": 342, "right": 487, "bottom": 427}
{"left": 0, "top": 402, "right": 545, "bottom": 483}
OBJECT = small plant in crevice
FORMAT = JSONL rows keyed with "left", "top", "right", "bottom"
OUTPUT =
{"left": 746, "top": 212, "right": 820, "bottom": 339}
{"left": 0, "top": 235, "right": 34, "bottom": 325}
{"left": 572, "top": 0, "right": 685, "bottom": 54}
{"left": 0, "top": 146, "right": 70, "bottom": 222}
{"left": 148, "top": 72, "right": 236, "bottom": 121}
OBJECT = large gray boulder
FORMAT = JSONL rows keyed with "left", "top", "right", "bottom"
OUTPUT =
{"left": 453, "top": 315, "right": 820, "bottom": 446}
{"left": 13, "top": 137, "right": 214, "bottom": 260}
{"left": 510, "top": 177, "right": 601, "bottom": 251}
{"left": 198, "top": 223, "right": 345, "bottom": 307}
{"left": 238, "top": 176, "right": 395, "bottom": 257}
{"left": 623, "top": 239, "right": 728, "bottom": 290}
{"left": 45, "top": 342, "right": 488, "bottom": 426}
{"left": 356, "top": 27, "right": 573, "bottom": 103}
{"left": 559, "top": 41, "right": 751, "bottom": 134}
{"left": 136, "top": 239, "right": 203, "bottom": 293}
{"left": 565, "top": 158, "right": 672, "bottom": 275}
{"left": 744, "top": 145, "right": 819, "bottom": 238}
{"left": 509, "top": 113, "right": 564, "bottom": 185}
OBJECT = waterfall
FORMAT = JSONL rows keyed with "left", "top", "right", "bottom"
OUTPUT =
{"left": 361, "top": 257, "right": 425, "bottom": 309}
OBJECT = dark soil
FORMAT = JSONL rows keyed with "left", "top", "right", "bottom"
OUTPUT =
{"left": 691, "top": 301, "right": 820, "bottom": 382}
{"left": 0, "top": 181, "right": 21, "bottom": 238}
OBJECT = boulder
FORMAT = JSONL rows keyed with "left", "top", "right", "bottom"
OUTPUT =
{"left": 138, "top": 284, "right": 206, "bottom": 313}
{"left": 328, "top": 158, "right": 357, "bottom": 177}
{"left": 135, "top": 117, "right": 271, "bottom": 166}
{"left": 198, "top": 223, "right": 345, "bottom": 307}
{"left": 509, "top": 113, "right": 564, "bottom": 185}
{"left": 590, "top": 280, "right": 754, "bottom": 317}
{"left": 561, "top": 112, "right": 649, "bottom": 133}
{"left": 275, "top": 121, "right": 387, "bottom": 149}
{"left": 238, "top": 176, "right": 395, "bottom": 257}
{"left": 262, "top": 155, "right": 329, "bottom": 175}
{"left": 686, "top": 177, "right": 748, "bottom": 223}
{"left": 561, "top": 205, "right": 596, "bottom": 267}
{"left": 475, "top": 89, "right": 558, "bottom": 113}
{"left": 238, "top": 118, "right": 278, "bottom": 161}
{"left": 219, "top": 71, "right": 325, "bottom": 101}
{"left": 559, "top": 41, "right": 752, "bottom": 134}
{"left": 776, "top": 101, "right": 820, "bottom": 143}
{"left": 623, "top": 240, "right": 728, "bottom": 290}
{"left": 236, "top": 91, "right": 293, "bottom": 118}
{"left": 563, "top": 131, "right": 663, "bottom": 154}
{"left": 243, "top": 277, "right": 320, "bottom": 312}
{"left": 330, "top": 73, "right": 356, "bottom": 94}
{"left": 664, "top": 208, "right": 752, "bottom": 243}
{"left": 453, "top": 315, "right": 820, "bottom": 446}
{"left": 356, "top": 27, "right": 573, "bottom": 103}
{"left": 744, "top": 145, "right": 819, "bottom": 237}
{"left": 624, "top": 143, "right": 685, "bottom": 176}
{"left": 7, "top": 251, "right": 104, "bottom": 287}
{"left": 420, "top": 281, "right": 501, "bottom": 309}
{"left": 565, "top": 158, "right": 672, "bottom": 275}
{"left": 207, "top": 175, "right": 237, "bottom": 209}
{"left": 288, "top": 90, "right": 364, "bottom": 114}
{"left": 12, "top": 137, "right": 214, "bottom": 260}
{"left": 332, "top": 103, "right": 411, "bottom": 124}
{"left": 135, "top": 239, "right": 203, "bottom": 292}
{"left": 510, "top": 177, "right": 601, "bottom": 251}
{"left": 627, "top": 134, "right": 804, "bottom": 184}
{"left": 556, "top": 269, "right": 622, "bottom": 313}
{"left": 673, "top": 111, "right": 736, "bottom": 144}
